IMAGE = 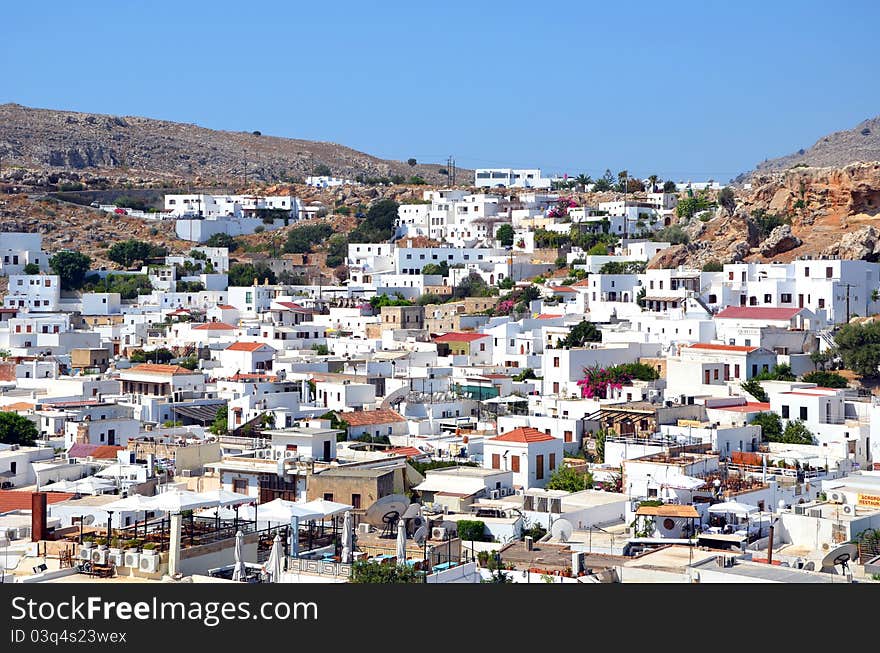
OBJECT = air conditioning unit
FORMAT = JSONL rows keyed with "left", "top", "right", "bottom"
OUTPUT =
{"left": 108, "top": 552, "right": 123, "bottom": 566}
{"left": 123, "top": 552, "right": 140, "bottom": 568}
{"left": 431, "top": 527, "right": 447, "bottom": 541}
{"left": 358, "top": 523, "right": 372, "bottom": 535}
{"left": 828, "top": 492, "right": 845, "bottom": 504}
{"left": 794, "top": 505, "right": 805, "bottom": 515}
{"left": 78, "top": 548, "right": 92, "bottom": 561}
{"left": 514, "top": 488, "right": 524, "bottom": 496}
{"left": 842, "top": 504, "right": 855, "bottom": 516}
{"left": 490, "top": 490, "right": 500, "bottom": 499}
{"left": 808, "top": 509, "right": 822, "bottom": 518}
{"left": 91, "top": 548, "right": 109, "bottom": 565}
{"left": 139, "top": 555, "right": 159, "bottom": 573}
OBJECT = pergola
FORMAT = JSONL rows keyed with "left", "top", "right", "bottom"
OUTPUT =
{"left": 634, "top": 504, "right": 700, "bottom": 538}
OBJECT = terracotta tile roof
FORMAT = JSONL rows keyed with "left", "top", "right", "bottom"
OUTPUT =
{"left": 385, "top": 446, "right": 425, "bottom": 458}
{"left": 276, "top": 302, "right": 315, "bottom": 313}
{"left": 572, "top": 279, "right": 591, "bottom": 287}
{"left": 635, "top": 504, "right": 700, "bottom": 518}
{"left": 0, "top": 491, "right": 75, "bottom": 512}
{"left": 548, "top": 286, "right": 577, "bottom": 293}
{"left": 193, "top": 322, "right": 235, "bottom": 330}
{"left": 338, "top": 409, "right": 406, "bottom": 427}
{"left": 127, "top": 363, "right": 198, "bottom": 376}
{"left": 535, "top": 314, "right": 563, "bottom": 319}
{"left": 3, "top": 401, "right": 35, "bottom": 411}
{"left": 67, "top": 443, "right": 125, "bottom": 459}
{"left": 225, "top": 341, "right": 274, "bottom": 352}
{"left": 715, "top": 307, "right": 804, "bottom": 320}
{"left": 227, "top": 373, "right": 278, "bottom": 382}
{"left": 481, "top": 373, "right": 509, "bottom": 379}
{"left": 713, "top": 402, "right": 771, "bottom": 413}
{"left": 434, "top": 332, "right": 489, "bottom": 343}
{"left": 217, "top": 304, "right": 238, "bottom": 310}
{"left": 491, "top": 427, "right": 555, "bottom": 443}
{"left": 685, "top": 343, "right": 758, "bottom": 353}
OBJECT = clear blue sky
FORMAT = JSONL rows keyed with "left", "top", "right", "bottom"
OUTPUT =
{"left": 3, "top": 0, "right": 879, "bottom": 181}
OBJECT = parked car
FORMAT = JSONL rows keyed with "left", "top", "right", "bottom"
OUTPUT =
{"left": 114, "top": 208, "right": 127, "bottom": 215}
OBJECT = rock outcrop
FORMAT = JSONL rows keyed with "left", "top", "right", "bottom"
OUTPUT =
{"left": 821, "top": 226, "right": 880, "bottom": 260}
{"left": 759, "top": 225, "right": 802, "bottom": 257}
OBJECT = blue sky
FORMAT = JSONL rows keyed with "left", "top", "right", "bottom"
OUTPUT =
{"left": 2, "top": 0, "right": 879, "bottom": 181}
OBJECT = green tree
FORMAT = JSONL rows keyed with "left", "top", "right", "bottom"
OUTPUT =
{"left": 457, "top": 520, "right": 487, "bottom": 542}
{"left": 453, "top": 273, "right": 496, "bottom": 299}
{"left": 646, "top": 174, "right": 661, "bottom": 192}
{"left": 741, "top": 379, "right": 768, "bottom": 402}
{"left": 751, "top": 209, "right": 791, "bottom": 239}
{"left": 0, "top": 412, "right": 38, "bottom": 446}
{"left": 326, "top": 233, "right": 348, "bottom": 268}
{"left": 177, "top": 355, "right": 199, "bottom": 371}
{"left": 312, "top": 344, "right": 330, "bottom": 355}
{"left": 205, "top": 233, "right": 239, "bottom": 252}
{"left": 800, "top": 371, "right": 848, "bottom": 388}
{"left": 558, "top": 320, "right": 602, "bottom": 348}
{"left": 228, "top": 263, "right": 276, "bottom": 287}
{"left": 751, "top": 412, "right": 783, "bottom": 441}
{"left": 676, "top": 195, "right": 713, "bottom": 219}
{"left": 652, "top": 225, "right": 690, "bottom": 245}
{"left": 718, "top": 187, "right": 736, "bottom": 213}
{"left": 782, "top": 419, "right": 814, "bottom": 445}
{"left": 130, "top": 348, "right": 174, "bottom": 363}
{"left": 23, "top": 263, "right": 40, "bottom": 275}
{"left": 587, "top": 243, "right": 608, "bottom": 255}
{"left": 513, "top": 368, "right": 536, "bottom": 382}
{"left": 349, "top": 199, "right": 399, "bottom": 243}
{"left": 210, "top": 405, "right": 228, "bottom": 435}
{"left": 546, "top": 465, "right": 593, "bottom": 492}
{"left": 407, "top": 158, "right": 417, "bottom": 167}
{"left": 594, "top": 429, "right": 606, "bottom": 463}
{"left": 833, "top": 321, "right": 880, "bottom": 377}
{"left": 312, "top": 164, "right": 332, "bottom": 176}
{"left": 575, "top": 174, "right": 593, "bottom": 191}
{"left": 495, "top": 223, "right": 515, "bottom": 247}
{"left": 107, "top": 239, "right": 166, "bottom": 268}
{"left": 592, "top": 169, "right": 615, "bottom": 192}
{"left": 702, "top": 260, "right": 723, "bottom": 272}
{"left": 599, "top": 261, "right": 646, "bottom": 274}
{"left": 284, "top": 224, "right": 334, "bottom": 253}
{"left": 421, "top": 261, "right": 449, "bottom": 277}
{"left": 49, "top": 251, "right": 92, "bottom": 290}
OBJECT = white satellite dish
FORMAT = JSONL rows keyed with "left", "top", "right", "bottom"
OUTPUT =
{"left": 550, "top": 518, "right": 573, "bottom": 543}
{"left": 82, "top": 515, "right": 95, "bottom": 526}
{"left": 820, "top": 543, "right": 858, "bottom": 574}
{"left": 362, "top": 494, "right": 410, "bottom": 527}
{"left": 412, "top": 526, "right": 428, "bottom": 546}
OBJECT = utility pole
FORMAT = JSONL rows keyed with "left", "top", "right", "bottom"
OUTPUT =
{"left": 842, "top": 283, "right": 853, "bottom": 323}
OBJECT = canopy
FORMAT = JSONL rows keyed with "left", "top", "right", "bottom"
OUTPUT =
{"left": 246, "top": 498, "right": 321, "bottom": 523}
{"left": 41, "top": 477, "right": 116, "bottom": 495}
{"left": 396, "top": 518, "right": 407, "bottom": 562}
{"left": 143, "top": 489, "right": 221, "bottom": 513}
{"left": 232, "top": 530, "right": 247, "bottom": 582}
{"left": 299, "top": 498, "right": 353, "bottom": 518}
{"left": 264, "top": 534, "right": 283, "bottom": 583}
{"left": 663, "top": 475, "right": 706, "bottom": 490}
{"left": 102, "top": 494, "right": 155, "bottom": 512}
{"left": 213, "top": 489, "right": 256, "bottom": 507}
{"left": 482, "top": 396, "right": 528, "bottom": 404}
{"left": 708, "top": 501, "right": 759, "bottom": 516}
{"left": 194, "top": 506, "right": 239, "bottom": 520}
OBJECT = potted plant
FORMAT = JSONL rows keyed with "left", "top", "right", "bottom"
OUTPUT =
{"left": 109, "top": 537, "right": 122, "bottom": 555}
{"left": 81, "top": 535, "right": 95, "bottom": 549}
{"left": 141, "top": 542, "right": 159, "bottom": 557}
{"left": 123, "top": 539, "right": 142, "bottom": 552}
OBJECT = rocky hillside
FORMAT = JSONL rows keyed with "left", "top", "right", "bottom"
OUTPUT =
{"left": 742, "top": 115, "right": 880, "bottom": 179}
{"left": 650, "top": 162, "right": 880, "bottom": 269}
{"left": 0, "top": 103, "right": 464, "bottom": 186}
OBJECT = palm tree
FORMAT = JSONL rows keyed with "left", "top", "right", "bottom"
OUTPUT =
{"left": 647, "top": 174, "right": 661, "bottom": 193}
{"left": 575, "top": 174, "right": 593, "bottom": 192}
{"left": 871, "top": 289, "right": 879, "bottom": 303}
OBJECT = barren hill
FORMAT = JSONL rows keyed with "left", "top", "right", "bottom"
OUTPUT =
{"left": 0, "top": 103, "right": 464, "bottom": 186}
{"left": 742, "top": 115, "right": 880, "bottom": 179}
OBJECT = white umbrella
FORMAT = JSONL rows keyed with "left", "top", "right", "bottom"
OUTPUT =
{"left": 71, "top": 477, "right": 116, "bottom": 495}
{"left": 231, "top": 530, "right": 247, "bottom": 581}
{"left": 264, "top": 534, "right": 283, "bottom": 583}
{"left": 40, "top": 479, "right": 77, "bottom": 492}
{"left": 214, "top": 489, "right": 256, "bottom": 507}
{"left": 396, "top": 518, "right": 407, "bottom": 563}
{"left": 708, "top": 501, "right": 759, "bottom": 516}
{"left": 299, "top": 498, "right": 353, "bottom": 519}
{"left": 102, "top": 494, "right": 154, "bottom": 512}
{"left": 195, "top": 506, "right": 238, "bottom": 520}
{"left": 142, "top": 489, "right": 221, "bottom": 514}
{"left": 248, "top": 498, "right": 321, "bottom": 523}
{"left": 341, "top": 511, "right": 353, "bottom": 564}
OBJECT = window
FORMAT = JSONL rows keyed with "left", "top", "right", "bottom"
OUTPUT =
{"left": 764, "top": 294, "right": 771, "bottom": 304}
{"left": 479, "top": 343, "right": 485, "bottom": 351}
{"left": 781, "top": 293, "right": 792, "bottom": 303}
{"left": 553, "top": 357, "right": 560, "bottom": 367}
{"left": 233, "top": 479, "right": 248, "bottom": 494}
{"left": 564, "top": 430, "right": 573, "bottom": 443}
{"left": 781, "top": 405, "right": 789, "bottom": 418}
{"left": 351, "top": 494, "right": 361, "bottom": 509}
{"left": 818, "top": 298, "right": 825, "bottom": 309}
{"left": 491, "top": 453, "right": 500, "bottom": 469}
{"left": 708, "top": 294, "right": 717, "bottom": 304}
{"left": 511, "top": 456, "right": 520, "bottom": 473}
{"left": 800, "top": 407, "right": 808, "bottom": 420}
{"left": 323, "top": 493, "right": 334, "bottom": 502}
{"left": 713, "top": 369, "right": 719, "bottom": 380}
{"left": 535, "top": 455, "right": 544, "bottom": 480}
{"left": 549, "top": 453, "right": 556, "bottom": 470}
{"left": 804, "top": 267, "right": 809, "bottom": 277}
{"left": 734, "top": 364, "right": 740, "bottom": 378}
{"left": 552, "top": 382, "right": 559, "bottom": 394}
{"left": 826, "top": 267, "right": 833, "bottom": 279}
{"left": 10, "top": 462, "right": 16, "bottom": 475}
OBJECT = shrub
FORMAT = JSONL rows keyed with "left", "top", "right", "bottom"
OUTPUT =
{"left": 751, "top": 412, "right": 783, "bottom": 441}
{"left": 800, "top": 371, "right": 847, "bottom": 388}
{"left": 284, "top": 224, "right": 334, "bottom": 253}
{"left": 702, "top": 260, "right": 723, "bottom": 272}
{"left": 457, "top": 520, "right": 487, "bottom": 542}
{"left": 741, "top": 379, "right": 768, "bottom": 402}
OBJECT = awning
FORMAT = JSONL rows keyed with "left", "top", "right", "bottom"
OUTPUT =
{"left": 708, "top": 501, "right": 759, "bottom": 515}
{"left": 172, "top": 403, "right": 224, "bottom": 423}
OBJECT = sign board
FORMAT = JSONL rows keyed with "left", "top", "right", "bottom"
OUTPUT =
{"left": 677, "top": 419, "right": 705, "bottom": 428}
{"left": 857, "top": 493, "right": 880, "bottom": 508}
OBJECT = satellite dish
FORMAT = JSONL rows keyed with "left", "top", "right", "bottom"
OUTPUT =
{"left": 407, "top": 515, "right": 426, "bottom": 535}
{"left": 820, "top": 543, "right": 858, "bottom": 574}
{"left": 413, "top": 526, "right": 428, "bottom": 546}
{"left": 82, "top": 515, "right": 95, "bottom": 525}
{"left": 550, "top": 518, "right": 573, "bottom": 543}
{"left": 402, "top": 503, "right": 422, "bottom": 520}
{"left": 362, "top": 494, "right": 410, "bottom": 527}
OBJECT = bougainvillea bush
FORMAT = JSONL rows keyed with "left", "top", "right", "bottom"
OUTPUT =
{"left": 576, "top": 365, "right": 633, "bottom": 399}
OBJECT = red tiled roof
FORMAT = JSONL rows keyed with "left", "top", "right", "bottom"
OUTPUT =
{"left": 127, "top": 363, "right": 198, "bottom": 376}
{"left": 715, "top": 307, "right": 803, "bottom": 320}
{"left": 535, "top": 313, "right": 563, "bottom": 319}
{"left": 276, "top": 302, "right": 315, "bottom": 313}
{"left": 548, "top": 286, "right": 577, "bottom": 293}
{"left": 338, "top": 409, "right": 406, "bottom": 427}
{"left": 193, "top": 322, "right": 235, "bottom": 330}
{"left": 385, "top": 446, "right": 425, "bottom": 458}
{"left": 0, "top": 491, "right": 75, "bottom": 512}
{"left": 434, "top": 332, "right": 489, "bottom": 343}
{"left": 491, "top": 427, "right": 555, "bottom": 443}
{"left": 685, "top": 343, "right": 758, "bottom": 353}
{"left": 714, "top": 402, "right": 771, "bottom": 413}
{"left": 67, "top": 443, "right": 124, "bottom": 459}
{"left": 227, "top": 373, "right": 278, "bottom": 382}
{"left": 572, "top": 279, "right": 591, "bottom": 287}
{"left": 481, "top": 373, "right": 509, "bottom": 379}
{"left": 3, "top": 401, "right": 35, "bottom": 411}
{"left": 217, "top": 304, "right": 237, "bottom": 310}
{"left": 225, "top": 341, "right": 274, "bottom": 352}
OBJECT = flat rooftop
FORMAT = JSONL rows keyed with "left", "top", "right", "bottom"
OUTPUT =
{"left": 624, "top": 545, "right": 720, "bottom": 570}
{"left": 427, "top": 466, "right": 506, "bottom": 478}
{"left": 692, "top": 559, "right": 840, "bottom": 583}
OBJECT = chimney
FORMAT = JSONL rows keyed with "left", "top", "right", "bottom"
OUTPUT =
{"left": 31, "top": 492, "right": 48, "bottom": 542}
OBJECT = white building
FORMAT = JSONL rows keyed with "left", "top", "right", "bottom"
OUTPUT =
{"left": 4, "top": 274, "right": 61, "bottom": 311}
{"left": 483, "top": 426, "right": 564, "bottom": 490}
{"left": 475, "top": 169, "right": 551, "bottom": 189}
